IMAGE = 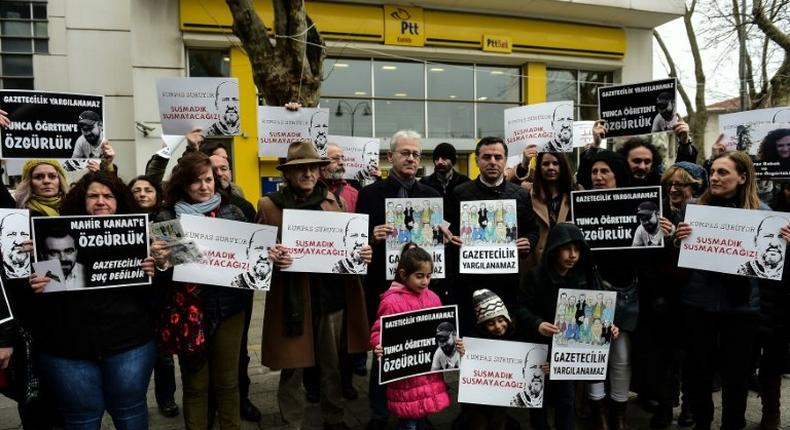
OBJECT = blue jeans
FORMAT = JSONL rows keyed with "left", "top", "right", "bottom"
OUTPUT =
{"left": 40, "top": 340, "right": 156, "bottom": 430}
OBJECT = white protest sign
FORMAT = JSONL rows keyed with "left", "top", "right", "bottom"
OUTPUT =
{"left": 573, "top": 121, "right": 595, "bottom": 148}
{"left": 329, "top": 135, "right": 380, "bottom": 182}
{"left": 0, "top": 209, "right": 31, "bottom": 279}
{"left": 384, "top": 198, "right": 445, "bottom": 280}
{"left": 505, "top": 101, "right": 574, "bottom": 154}
{"left": 282, "top": 209, "right": 369, "bottom": 275}
{"left": 459, "top": 199, "right": 518, "bottom": 273}
{"left": 719, "top": 107, "right": 790, "bottom": 152}
{"left": 678, "top": 205, "right": 789, "bottom": 281}
{"left": 156, "top": 77, "right": 240, "bottom": 136}
{"left": 550, "top": 289, "right": 617, "bottom": 380}
{"left": 174, "top": 215, "right": 278, "bottom": 290}
{"left": 459, "top": 337, "right": 548, "bottom": 408}
{"left": 258, "top": 106, "right": 330, "bottom": 157}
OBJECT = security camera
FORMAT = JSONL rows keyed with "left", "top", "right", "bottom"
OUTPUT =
{"left": 135, "top": 121, "right": 156, "bottom": 136}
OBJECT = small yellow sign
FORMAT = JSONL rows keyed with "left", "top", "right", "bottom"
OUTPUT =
{"left": 482, "top": 34, "right": 512, "bottom": 53}
{"left": 384, "top": 5, "right": 425, "bottom": 47}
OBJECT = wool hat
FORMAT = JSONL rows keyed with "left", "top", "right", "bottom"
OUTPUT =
{"left": 673, "top": 161, "right": 708, "bottom": 194}
{"left": 433, "top": 142, "right": 457, "bottom": 165}
{"left": 473, "top": 289, "right": 511, "bottom": 325}
{"left": 21, "top": 159, "right": 67, "bottom": 182}
{"left": 78, "top": 110, "right": 101, "bottom": 126}
{"left": 276, "top": 140, "right": 331, "bottom": 171}
{"left": 637, "top": 201, "right": 659, "bottom": 216}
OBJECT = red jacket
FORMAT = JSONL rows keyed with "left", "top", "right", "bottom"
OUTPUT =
{"left": 370, "top": 282, "right": 450, "bottom": 419}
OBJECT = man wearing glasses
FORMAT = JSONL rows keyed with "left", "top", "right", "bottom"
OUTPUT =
{"left": 356, "top": 129, "right": 441, "bottom": 430}
{"left": 321, "top": 143, "right": 359, "bottom": 212}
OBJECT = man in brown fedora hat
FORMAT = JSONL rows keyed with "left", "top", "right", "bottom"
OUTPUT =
{"left": 255, "top": 140, "right": 371, "bottom": 430}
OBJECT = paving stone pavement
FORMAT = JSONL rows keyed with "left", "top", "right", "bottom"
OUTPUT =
{"left": 1, "top": 294, "right": 789, "bottom": 429}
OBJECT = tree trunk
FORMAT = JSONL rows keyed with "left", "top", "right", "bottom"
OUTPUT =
{"left": 225, "top": 0, "right": 325, "bottom": 107}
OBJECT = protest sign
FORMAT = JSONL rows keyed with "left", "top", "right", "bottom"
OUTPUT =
{"left": 258, "top": 106, "right": 330, "bottom": 157}
{"left": 282, "top": 209, "right": 369, "bottom": 275}
{"left": 31, "top": 214, "right": 150, "bottom": 291}
{"left": 32, "top": 260, "right": 67, "bottom": 293}
{"left": 550, "top": 288, "right": 617, "bottom": 380}
{"left": 173, "top": 215, "right": 278, "bottom": 290}
{"left": 459, "top": 199, "right": 518, "bottom": 273}
{"left": 155, "top": 135, "right": 187, "bottom": 159}
{"left": 717, "top": 108, "right": 790, "bottom": 179}
{"left": 156, "top": 78, "right": 240, "bottom": 136}
{"left": 678, "top": 205, "right": 789, "bottom": 281}
{"left": 0, "top": 209, "right": 30, "bottom": 279}
{"left": 571, "top": 186, "right": 663, "bottom": 250}
{"left": 330, "top": 135, "right": 380, "bottom": 183}
{"left": 573, "top": 121, "right": 596, "bottom": 148}
{"left": 0, "top": 280, "right": 11, "bottom": 325}
{"left": 384, "top": 198, "right": 444, "bottom": 280}
{"left": 598, "top": 78, "right": 677, "bottom": 137}
{"left": 458, "top": 337, "right": 548, "bottom": 408}
{"left": 379, "top": 305, "right": 459, "bottom": 384}
{"left": 505, "top": 101, "right": 574, "bottom": 154}
{"left": 0, "top": 90, "right": 104, "bottom": 160}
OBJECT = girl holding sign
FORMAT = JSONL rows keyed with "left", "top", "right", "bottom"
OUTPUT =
{"left": 674, "top": 151, "right": 790, "bottom": 430}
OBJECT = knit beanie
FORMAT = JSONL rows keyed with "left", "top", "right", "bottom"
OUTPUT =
{"left": 433, "top": 142, "right": 457, "bottom": 165}
{"left": 673, "top": 161, "right": 708, "bottom": 194}
{"left": 21, "top": 159, "right": 67, "bottom": 181}
{"left": 473, "top": 289, "right": 510, "bottom": 325}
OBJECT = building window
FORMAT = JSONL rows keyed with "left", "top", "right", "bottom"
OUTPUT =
{"left": 187, "top": 49, "right": 230, "bottom": 78}
{"left": 547, "top": 68, "right": 614, "bottom": 120}
{"left": 321, "top": 58, "right": 520, "bottom": 139}
{"left": 0, "top": 1, "right": 48, "bottom": 89}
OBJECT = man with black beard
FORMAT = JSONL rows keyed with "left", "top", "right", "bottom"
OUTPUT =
{"left": 632, "top": 201, "right": 664, "bottom": 247}
{"left": 205, "top": 80, "right": 240, "bottom": 136}
{"left": 71, "top": 110, "right": 103, "bottom": 159}
{"left": 737, "top": 215, "right": 789, "bottom": 280}
{"left": 543, "top": 103, "right": 574, "bottom": 152}
{"left": 430, "top": 322, "right": 461, "bottom": 370}
{"left": 617, "top": 137, "right": 663, "bottom": 187}
{"left": 420, "top": 142, "right": 469, "bottom": 205}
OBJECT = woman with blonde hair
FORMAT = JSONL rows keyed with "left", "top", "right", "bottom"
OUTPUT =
{"left": 674, "top": 151, "right": 790, "bottom": 430}
{"left": 15, "top": 159, "right": 69, "bottom": 216}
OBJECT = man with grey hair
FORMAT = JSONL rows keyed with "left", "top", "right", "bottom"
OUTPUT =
{"left": 320, "top": 143, "right": 359, "bottom": 212}
{"left": 356, "top": 129, "right": 441, "bottom": 430}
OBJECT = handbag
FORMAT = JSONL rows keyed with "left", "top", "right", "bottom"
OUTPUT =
{"left": 591, "top": 265, "right": 639, "bottom": 332}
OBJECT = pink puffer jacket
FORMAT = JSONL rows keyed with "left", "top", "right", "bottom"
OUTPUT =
{"left": 370, "top": 282, "right": 450, "bottom": 419}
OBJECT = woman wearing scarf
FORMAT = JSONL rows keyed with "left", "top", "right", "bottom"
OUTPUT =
{"left": 153, "top": 152, "right": 247, "bottom": 430}
{"left": 675, "top": 151, "right": 790, "bottom": 430}
{"left": 256, "top": 140, "right": 370, "bottom": 430}
{"left": 15, "top": 160, "right": 69, "bottom": 217}
{"left": 29, "top": 171, "right": 157, "bottom": 430}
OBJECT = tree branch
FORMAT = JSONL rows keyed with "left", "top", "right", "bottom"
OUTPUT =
{"left": 653, "top": 30, "right": 694, "bottom": 113}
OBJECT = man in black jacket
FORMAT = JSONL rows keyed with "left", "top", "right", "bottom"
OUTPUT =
{"left": 356, "top": 129, "right": 440, "bottom": 430}
{"left": 448, "top": 137, "right": 539, "bottom": 330}
{"left": 420, "top": 142, "right": 469, "bottom": 204}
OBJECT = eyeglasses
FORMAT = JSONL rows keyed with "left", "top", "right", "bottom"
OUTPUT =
{"left": 667, "top": 182, "right": 692, "bottom": 189}
{"left": 397, "top": 150, "right": 421, "bottom": 159}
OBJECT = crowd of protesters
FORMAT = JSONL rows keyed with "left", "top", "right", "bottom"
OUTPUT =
{"left": 0, "top": 103, "right": 788, "bottom": 430}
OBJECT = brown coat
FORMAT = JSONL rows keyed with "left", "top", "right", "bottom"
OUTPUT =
{"left": 256, "top": 193, "right": 370, "bottom": 370}
{"left": 522, "top": 182, "right": 571, "bottom": 272}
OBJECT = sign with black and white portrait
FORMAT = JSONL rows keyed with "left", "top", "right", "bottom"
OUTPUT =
{"left": 282, "top": 209, "right": 369, "bottom": 275}
{"left": 505, "top": 101, "right": 574, "bottom": 154}
{"left": 598, "top": 78, "right": 677, "bottom": 138}
{"left": 718, "top": 107, "right": 790, "bottom": 179}
{"left": 459, "top": 337, "right": 548, "bottom": 408}
{"left": 379, "top": 305, "right": 459, "bottom": 384}
{"left": 0, "top": 90, "right": 104, "bottom": 160}
{"left": 258, "top": 106, "right": 330, "bottom": 157}
{"left": 571, "top": 186, "right": 664, "bottom": 250}
{"left": 31, "top": 214, "right": 150, "bottom": 291}
{"left": 0, "top": 209, "right": 30, "bottom": 279}
{"left": 156, "top": 77, "right": 241, "bottom": 136}
{"left": 173, "top": 215, "right": 278, "bottom": 290}
{"left": 330, "top": 135, "right": 381, "bottom": 184}
{"left": 678, "top": 205, "right": 789, "bottom": 281}
{"left": 384, "top": 198, "right": 445, "bottom": 280}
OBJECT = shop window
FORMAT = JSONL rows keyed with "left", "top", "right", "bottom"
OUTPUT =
{"left": 547, "top": 68, "right": 614, "bottom": 120}
{"left": 0, "top": 1, "right": 47, "bottom": 89}
{"left": 187, "top": 49, "right": 230, "bottom": 78}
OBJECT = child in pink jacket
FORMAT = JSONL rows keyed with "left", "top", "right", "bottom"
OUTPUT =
{"left": 371, "top": 245, "right": 461, "bottom": 430}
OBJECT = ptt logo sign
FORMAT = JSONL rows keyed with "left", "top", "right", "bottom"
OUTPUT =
{"left": 384, "top": 5, "right": 425, "bottom": 47}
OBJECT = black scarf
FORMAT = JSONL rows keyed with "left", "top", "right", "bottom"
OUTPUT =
{"left": 267, "top": 182, "right": 329, "bottom": 336}
{"left": 389, "top": 171, "right": 417, "bottom": 198}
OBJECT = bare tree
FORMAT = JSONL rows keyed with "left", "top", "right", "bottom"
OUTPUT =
{"left": 654, "top": 0, "right": 707, "bottom": 162}
{"left": 224, "top": 0, "right": 325, "bottom": 107}
{"left": 750, "top": 0, "right": 790, "bottom": 107}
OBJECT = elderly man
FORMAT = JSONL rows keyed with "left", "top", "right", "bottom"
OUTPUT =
{"left": 257, "top": 140, "right": 371, "bottom": 430}
{"left": 321, "top": 143, "right": 359, "bottom": 212}
{"left": 356, "top": 129, "right": 441, "bottom": 430}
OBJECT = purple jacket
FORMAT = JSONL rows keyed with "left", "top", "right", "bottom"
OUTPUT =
{"left": 370, "top": 282, "right": 450, "bottom": 419}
